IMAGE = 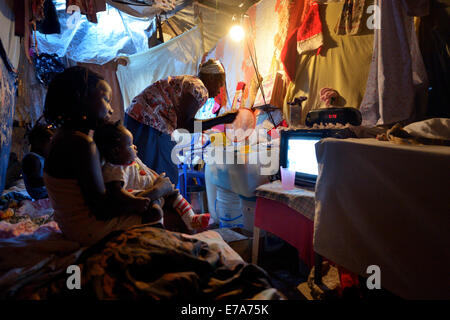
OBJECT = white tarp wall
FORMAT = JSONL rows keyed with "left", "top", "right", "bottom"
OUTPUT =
{"left": 116, "top": 26, "right": 204, "bottom": 109}
{"left": 0, "top": 0, "right": 20, "bottom": 69}
{"left": 36, "top": 2, "right": 151, "bottom": 65}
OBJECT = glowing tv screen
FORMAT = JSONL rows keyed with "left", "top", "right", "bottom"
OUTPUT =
{"left": 279, "top": 130, "right": 334, "bottom": 187}
{"left": 286, "top": 138, "right": 320, "bottom": 177}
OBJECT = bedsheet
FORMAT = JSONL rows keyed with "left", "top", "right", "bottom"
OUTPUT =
{"left": 313, "top": 138, "right": 450, "bottom": 299}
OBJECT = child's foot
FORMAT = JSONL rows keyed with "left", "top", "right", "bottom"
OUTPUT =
{"left": 191, "top": 213, "right": 211, "bottom": 230}
{"left": 173, "top": 195, "right": 210, "bottom": 230}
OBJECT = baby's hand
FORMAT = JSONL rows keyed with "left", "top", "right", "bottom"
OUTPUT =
{"left": 135, "top": 197, "right": 150, "bottom": 213}
{"left": 154, "top": 173, "right": 174, "bottom": 195}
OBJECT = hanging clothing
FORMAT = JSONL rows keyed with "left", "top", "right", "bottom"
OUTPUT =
{"left": 418, "top": 0, "right": 450, "bottom": 118}
{"left": 359, "top": 0, "right": 429, "bottom": 126}
{"left": 280, "top": 0, "right": 324, "bottom": 82}
{"left": 296, "top": 1, "right": 323, "bottom": 55}
{"left": 334, "top": 0, "right": 366, "bottom": 35}
{"left": 36, "top": 0, "right": 61, "bottom": 35}
{"left": 66, "top": 0, "right": 106, "bottom": 23}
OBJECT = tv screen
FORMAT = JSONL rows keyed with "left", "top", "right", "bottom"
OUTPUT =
{"left": 279, "top": 129, "right": 341, "bottom": 187}
{"left": 286, "top": 138, "right": 321, "bottom": 177}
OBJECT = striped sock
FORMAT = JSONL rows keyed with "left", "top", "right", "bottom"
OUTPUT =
{"left": 172, "top": 194, "right": 210, "bottom": 230}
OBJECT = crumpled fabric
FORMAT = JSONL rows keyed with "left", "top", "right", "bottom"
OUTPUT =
{"left": 31, "top": 225, "right": 283, "bottom": 300}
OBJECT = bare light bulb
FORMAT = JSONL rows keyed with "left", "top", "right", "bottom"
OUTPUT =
{"left": 229, "top": 25, "right": 245, "bottom": 42}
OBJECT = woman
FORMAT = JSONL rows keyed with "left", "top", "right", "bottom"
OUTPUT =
{"left": 43, "top": 66, "right": 174, "bottom": 245}
{"left": 124, "top": 59, "right": 238, "bottom": 185}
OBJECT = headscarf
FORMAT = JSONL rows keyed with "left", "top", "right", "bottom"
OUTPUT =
{"left": 198, "top": 59, "right": 225, "bottom": 75}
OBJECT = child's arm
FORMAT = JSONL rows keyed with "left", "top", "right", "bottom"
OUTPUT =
{"left": 105, "top": 181, "right": 150, "bottom": 215}
{"left": 137, "top": 173, "right": 177, "bottom": 200}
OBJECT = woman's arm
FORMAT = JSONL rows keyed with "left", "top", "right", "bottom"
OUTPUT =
{"left": 179, "top": 93, "right": 238, "bottom": 132}
{"left": 73, "top": 134, "right": 129, "bottom": 220}
{"left": 200, "top": 111, "right": 238, "bottom": 131}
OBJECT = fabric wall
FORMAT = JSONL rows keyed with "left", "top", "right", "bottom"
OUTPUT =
{"left": 0, "top": 42, "right": 17, "bottom": 195}
{"left": 14, "top": 43, "right": 47, "bottom": 125}
{"left": 284, "top": 2, "right": 374, "bottom": 123}
{"left": 116, "top": 26, "right": 204, "bottom": 110}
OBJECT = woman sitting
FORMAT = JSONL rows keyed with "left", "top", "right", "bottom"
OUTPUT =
{"left": 42, "top": 66, "right": 175, "bottom": 246}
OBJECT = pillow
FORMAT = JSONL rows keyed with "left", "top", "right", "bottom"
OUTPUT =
{"left": 403, "top": 118, "right": 450, "bottom": 140}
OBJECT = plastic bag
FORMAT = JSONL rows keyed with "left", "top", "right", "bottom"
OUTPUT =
{"left": 33, "top": 53, "right": 65, "bottom": 87}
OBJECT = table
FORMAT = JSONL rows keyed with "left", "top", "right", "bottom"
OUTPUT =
{"left": 314, "top": 138, "right": 450, "bottom": 299}
{"left": 252, "top": 181, "right": 316, "bottom": 268}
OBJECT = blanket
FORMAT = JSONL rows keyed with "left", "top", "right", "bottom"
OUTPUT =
{"left": 26, "top": 225, "right": 283, "bottom": 300}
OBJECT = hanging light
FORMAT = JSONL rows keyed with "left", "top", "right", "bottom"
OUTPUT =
{"left": 229, "top": 14, "right": 245, "bottom": 42}
{"left": 229, "top": 24, "right": 245, "bottom": 42}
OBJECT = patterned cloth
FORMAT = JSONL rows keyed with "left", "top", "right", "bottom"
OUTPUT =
{"left": 0, "top": 40, "right": 17, "bottom": 195}
{"left": 334, "top": 0, "right": 366, "bottom": 35}
{"left": 126, "top": 75, "right": 208, "bottom": 135}
{"left": 255, "top": 181, "right": 315, "bottom": 221}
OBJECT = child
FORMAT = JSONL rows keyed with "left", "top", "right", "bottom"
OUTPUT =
{"left": 94, "top": 122, "right": 210, "bottom": 230}
{"left": 22, "top": 123, "right": 54, "bottom": 200}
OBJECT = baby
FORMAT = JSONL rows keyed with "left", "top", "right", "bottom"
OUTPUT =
{"left": 94, "top": 122, "right": 210, "bottom": 230}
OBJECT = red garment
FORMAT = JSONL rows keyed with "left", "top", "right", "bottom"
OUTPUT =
{"left": 280, "top": 1, "right": 323, "bottom": 82}
{"left": 296, "top": 2, "right": 323, "bottom": 55}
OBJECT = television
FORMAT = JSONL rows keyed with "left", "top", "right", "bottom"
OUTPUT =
{"left": 279, "top": 129, "right": 345, "bottom": 187}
